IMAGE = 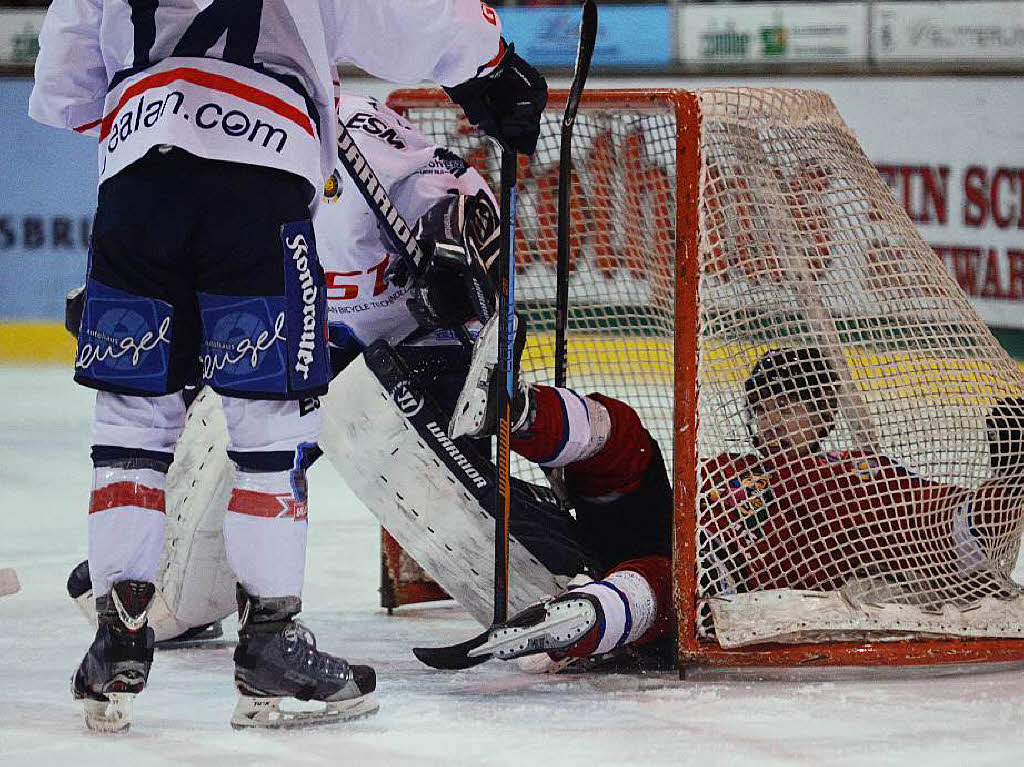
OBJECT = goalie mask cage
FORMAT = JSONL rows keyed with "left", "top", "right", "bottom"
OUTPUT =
{"left": 386, "top": 88, "right": 1024, "bottom": 673}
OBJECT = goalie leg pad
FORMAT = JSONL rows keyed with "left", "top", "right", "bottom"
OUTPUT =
{"left": 319, "top": 342, "right": 599, "bottom": 625}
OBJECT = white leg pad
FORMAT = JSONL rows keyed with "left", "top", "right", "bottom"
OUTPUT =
{"left": 156, "top": 388, "right": 238, "bottom": 638}
{"left": 320, "top": 355, "right": 570, "bottom": 625}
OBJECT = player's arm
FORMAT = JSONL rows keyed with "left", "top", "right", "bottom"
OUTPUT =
{"left": 332, "top": 0, "right": 546, "bottom": 155}
{"left": 28, "top": 0, "right": 108, "bottom": 134}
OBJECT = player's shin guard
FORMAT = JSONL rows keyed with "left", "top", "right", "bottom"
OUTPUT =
{"left": 88, "top": 391, "right": 184, "bottom": 597}
{"left": 220, "top": 397, "right": 321, "bottom": 597}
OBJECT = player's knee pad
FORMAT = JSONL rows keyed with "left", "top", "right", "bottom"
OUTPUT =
{"left": 220, "top": 395, "right": 321, "bottom": 455}
{"left": 92, "top": 389, "right": 186, "bottom": 455}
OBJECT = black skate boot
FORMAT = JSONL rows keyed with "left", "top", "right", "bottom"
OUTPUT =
{"left": 71, "top": 579, "right": 155, "bottom": 733}
{"left": 66, "top": 559, "right": 224, "bottom": 649}
{"left": 231, "top": 585, "right": 378, "bottom": 729}
{"left": 448, "top": 312, "right": 530, "bottom": 440}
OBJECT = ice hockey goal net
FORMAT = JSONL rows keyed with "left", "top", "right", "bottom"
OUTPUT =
{"left": 386, "top": 87, "right": 1024, "bottom": 671}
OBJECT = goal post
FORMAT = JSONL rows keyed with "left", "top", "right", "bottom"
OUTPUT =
{"left": 385, "top": 87, "right": 1024, "bottom": 673}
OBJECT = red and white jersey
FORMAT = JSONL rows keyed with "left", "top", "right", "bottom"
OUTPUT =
{"left": 317, "top": 93, "right": 495, "bottom": 348}
{"left": 29, "top": 0, "right": 501, "bottom": 187}
{"left": 699, "top": 450, "right": 1017, "bottom": 593}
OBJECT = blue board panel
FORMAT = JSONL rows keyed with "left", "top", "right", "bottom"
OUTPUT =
{"left": 498, "top": 5, "right": 672, "bottom": 69}
{"left": 0, "top": 78, "right": 97, "bottom": 320}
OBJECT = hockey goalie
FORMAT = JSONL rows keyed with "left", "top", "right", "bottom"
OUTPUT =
{"left": 66, "top": 91, "right": 1024, "bottom": 678}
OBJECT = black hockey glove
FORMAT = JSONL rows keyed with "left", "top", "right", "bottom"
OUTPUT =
{"left": 444, "top": 40, "right": 547, "bottom": 156}
{"left": 387, "top": 190, "right": 499, "bottom": 330}
{"left": 987, "top": 396, "right": 1024, "bottom": 478}
{"left": 65, "top": 284, "right": 85, "bottom": 337}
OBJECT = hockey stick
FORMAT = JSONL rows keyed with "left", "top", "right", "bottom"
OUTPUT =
{"left": 554, "top": 0, "right": 597, "bottom": 389}
{"left": 413, "top": 3, "right": 597, "bottom": 671}
{"left": 412, "top": 143, "right": 518, "bottom": 670}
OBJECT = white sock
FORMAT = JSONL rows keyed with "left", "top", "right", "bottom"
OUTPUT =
{"left": 571, "top": 569, "right": 657, "bottom": 655}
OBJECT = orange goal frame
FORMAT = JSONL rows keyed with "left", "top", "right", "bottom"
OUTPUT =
{"left": 387, "top": 88, "right": 1024, "bottom": 674}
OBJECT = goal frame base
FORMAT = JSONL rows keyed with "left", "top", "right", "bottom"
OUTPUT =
{"left": 681, "top": 637, "right": 1024, "bottom": 680}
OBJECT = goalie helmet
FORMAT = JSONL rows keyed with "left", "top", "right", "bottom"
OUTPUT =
{"left": 744, "top": 347, "right": 840, "bottom": 449}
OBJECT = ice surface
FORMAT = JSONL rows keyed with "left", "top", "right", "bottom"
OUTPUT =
{"left": 2, "top": 367, "right": 1023, "bottom": 766}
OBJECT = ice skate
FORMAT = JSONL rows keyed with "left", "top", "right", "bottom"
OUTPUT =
{"left": 468, "top": 591, "right": 603, "bottom": 661}
{"left": 231, "top": 586, "right": 378, "bottom": 730}
{"left": 66, "top": 559, "right": 224, "bottom": 649}
{"left": 449, "top": 312, "right": 529, "bottom": 439}
{"left": 71, "top": 580, "right": 155, "bottom": 733}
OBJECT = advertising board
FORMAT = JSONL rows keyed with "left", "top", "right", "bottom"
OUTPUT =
{"left": 498, "top": 5, "right": 672, "bottom": 69}
{"left": 874, "top": 2, "right": 1024, "bottom": 62}
{"left": 678, "top": 3, "right": 869, "bottom": 64}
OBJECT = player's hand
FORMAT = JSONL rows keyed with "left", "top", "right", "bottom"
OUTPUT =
{"left": 65, "top": 284, "right": 85, "bottom": 337}
{"left": 387, "top": 190, "right": 499, "bottom": 329}
{"left": 444, "top": 40, "right": 547, "bottom": 155}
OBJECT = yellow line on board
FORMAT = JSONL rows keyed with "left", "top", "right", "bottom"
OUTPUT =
{"left": 521, "top": 332, "right": 1024, "bottom": 402}
{"left": 3, "top": 325, "right": 1023, "bottom": 400}
{"left": 0, "top": 322, "right": 75, "bottom": 364}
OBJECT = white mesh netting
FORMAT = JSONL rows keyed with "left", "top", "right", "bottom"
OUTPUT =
{"left": 390, "top": 88, "right": 1024, "bottom": 644}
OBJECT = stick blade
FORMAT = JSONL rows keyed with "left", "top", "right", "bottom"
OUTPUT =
{"left": 413, "top": 629, "right": 494, "bottom": 670}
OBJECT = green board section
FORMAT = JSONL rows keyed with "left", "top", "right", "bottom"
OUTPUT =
{"left": 991, "top": 329, "right": 1024, "bottom": 361}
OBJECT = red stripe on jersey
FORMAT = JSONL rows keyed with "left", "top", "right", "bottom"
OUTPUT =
{"left": 97, "top": 67, "right": 315, "bottom": 141}
{"left": 89, "top": 482, "right": 166, "bottom": 514}
{"left": 484, "top": 37, "right": 506, "bottom": 67}
{"left": 75, "top": 117, "right": 102, "bottom": 134}
{"left": 228, "top": 489, "right": 307, "bottom": 521}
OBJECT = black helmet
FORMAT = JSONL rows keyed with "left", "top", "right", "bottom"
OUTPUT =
{"left": 745, "top": 347, "right": 840, "bottom": 439}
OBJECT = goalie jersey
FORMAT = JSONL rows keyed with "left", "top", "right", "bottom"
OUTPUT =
{"left": 700, "top": 451, "right": 1021, "bottom": 595}
{"left": 29, "top": 0, "right": 501, "bottom": 188}
{"left": 317, "top": 94, "right": 495, "bottom": 352}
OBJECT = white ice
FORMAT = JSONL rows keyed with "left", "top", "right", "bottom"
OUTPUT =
{"left": 2, "top": 367, "right": 1023, "bottom": 767}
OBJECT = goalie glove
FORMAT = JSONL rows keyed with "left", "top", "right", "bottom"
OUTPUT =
{"left": 387, "top": 190, "right": 499, "bottom": 330}
{"left": 65, "top": 284, "right": 85, "bottom": 337}
{"left": 444, "top": 39, "right": 547, "bottom": 156}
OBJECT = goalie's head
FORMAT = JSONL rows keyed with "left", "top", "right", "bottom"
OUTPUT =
{"left": 744, "top": 347, "right": 840, "bottom": 458}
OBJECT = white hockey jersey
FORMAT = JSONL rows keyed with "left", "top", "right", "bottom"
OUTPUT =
{"left": 29, "top": 0, "right": 501, "bottom": 187}
{"left": 318, "top": 93, "right": 493, "bottom": 349}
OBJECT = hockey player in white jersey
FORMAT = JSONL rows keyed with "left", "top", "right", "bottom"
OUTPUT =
{"left": 32, "top": 0, "right": 546, "bottom": 732}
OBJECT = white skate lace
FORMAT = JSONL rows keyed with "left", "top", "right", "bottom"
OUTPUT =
{"left": 282, "top": 622, "right": 350, "bottom": 683}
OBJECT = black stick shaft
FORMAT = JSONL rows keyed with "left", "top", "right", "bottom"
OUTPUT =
{"left": 493, "top": 147, "right": 517, "bottom": 624}
{"left": 554, "top": 0, "right": 598, "bottom": 388}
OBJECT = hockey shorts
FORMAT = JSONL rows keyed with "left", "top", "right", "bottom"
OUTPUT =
{"left": 74, "top": 147, "right": 329, "bottom": 399}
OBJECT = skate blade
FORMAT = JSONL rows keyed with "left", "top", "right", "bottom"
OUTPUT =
{"left": 230, "top": 694, "right": 379, "bottom": 730}
{"left": 448, "top": 316, "right": 499, "bottom": 439}
{"left": 469, "top": 599, "right": 596, "bottom": 659}
{"left": 83, "top": 693, "right": 134, "bottom": 733}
